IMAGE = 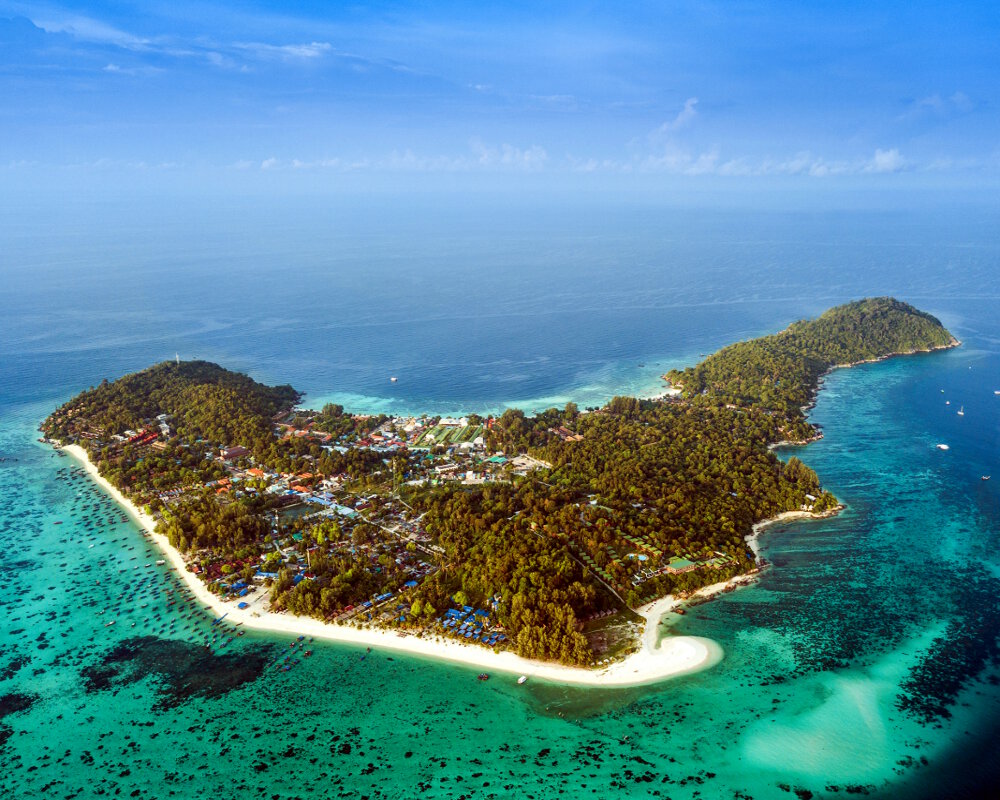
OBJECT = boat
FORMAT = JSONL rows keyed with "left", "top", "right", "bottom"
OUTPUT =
{"left": 390, "top": 376, "right": 398, "bottom": 383}
{"left": 957, "top": 406, "right": 964, "bottom": 416}
{"left": 936, "top": 444, "right": 950, "bottom": 450}
{"left": 995, "top": 390, "right": 1000, "bottom": 395}
{"left": 983, "top": 476, "right": 991, "bottom": 481}
{"left": 477, "top": 673, "right": 490, "bottom": 681}
{"left": 517, "top": 675, "right": 527, "bottom": 684}
{"left": 155, "top": 559, "right": 165, "bottom": 565}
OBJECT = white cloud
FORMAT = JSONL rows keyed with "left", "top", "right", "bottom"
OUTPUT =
{"left": 950, "top": 91, "right": 974, "bottom": 113}
{"left": 233, "top": 42, "right": 333, "bottom": 61}
{"left": 901, "top": 92, "right": 974, "bottom": 120}
{"left": 471, "top": 141, "right": 548, "bottom": 171}
{"left": 658, "top": 97, "right": 699, "bottom": 134}
{"left": 641, "top": 147, "right": 717, "bottom": 175}
{"left": 241, "top": 142, "right": 550, "bottom": 174}
{"left": 31, "top": 13, "right": 149, "bottom": 49}
{"left": 864, "top": 148, "right": 905, "bottom": 173}
{"left": 567, "top": 156, "right": 626, "bottom": 173}
{"left": 636, "top": 146, "right": 912, "bottom": 177}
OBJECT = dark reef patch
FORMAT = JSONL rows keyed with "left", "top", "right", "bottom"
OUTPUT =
{"left": 0, "top": 654, "right": 30, "bottom": 682}
{"left": 0, "top": 692, "right": 37, "bottom": 752}
{"left": 896, "top": 569, "right": 1000, "bottom": 724}
{"left": 0, "top": 692, "right": 36, "bottom": 719}
{"left": 81, "top": 636, "right": 273, "bottom": 710}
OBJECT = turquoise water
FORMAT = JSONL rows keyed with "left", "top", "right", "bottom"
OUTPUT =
{"left": 1, "top": 200, "right": 999, "bottom": 799}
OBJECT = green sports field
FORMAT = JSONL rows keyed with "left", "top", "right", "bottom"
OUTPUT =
{"left": 414, "top": 423, "right": 484, "bottom": 448}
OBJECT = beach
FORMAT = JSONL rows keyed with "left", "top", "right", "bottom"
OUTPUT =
{"left": 746, "top": 507, "right": 843, "bottom": 560}
{"left": 62, "top": 443, "right": 724, "bottom": 687}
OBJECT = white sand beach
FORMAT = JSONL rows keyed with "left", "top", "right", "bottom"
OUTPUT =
{"left": 62, "top": 444, "right": 724, "bottom": 687}
{"left": 746, "top": 507, "right": 842, "bottom": 559}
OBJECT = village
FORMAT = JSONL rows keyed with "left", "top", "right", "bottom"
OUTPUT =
{"left": 90, "top": 410, "right": 563, "bottom": 647}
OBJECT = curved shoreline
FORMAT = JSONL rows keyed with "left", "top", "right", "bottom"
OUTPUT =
{"left": 745, "top": 507, "right": 843, "bottom": 560}
{"left": 62, "top": 443, "right": 723, "bottom": 687}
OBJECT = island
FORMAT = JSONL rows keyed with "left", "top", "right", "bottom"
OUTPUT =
{"left": 41, "top": 297, "right": 957, "bottom": 683}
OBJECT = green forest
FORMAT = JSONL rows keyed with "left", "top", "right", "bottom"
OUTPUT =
{"left": 44, "top": 360, "right": 300, "bottom": 452}
{"left": 42, "top": 297, "right": 955, "bottom": 665}
{"left": 666, "top": 297, "right": 955, "bottom": 439}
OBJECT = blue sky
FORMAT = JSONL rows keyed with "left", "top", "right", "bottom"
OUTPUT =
{"left": 2, "top": 1, "right": 998, "bottom": 197}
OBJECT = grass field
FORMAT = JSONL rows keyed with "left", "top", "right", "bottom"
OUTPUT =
{"left": 414, "top": 424, "right": 484, "bottom": 448}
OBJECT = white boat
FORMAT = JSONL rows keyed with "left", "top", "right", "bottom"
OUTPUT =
{"left": 957, "top": 406, "right": 964, "bottom": 416}
{"left": 994, "top": 390, "right": 1000, "bottom": 395}
{"left": 156, "top": 559, "right": 165, "bottom": 565}
{"left": 517, "top": 675, "right": 528, "bottom": 684}
{"left": 936, "top": 444, "right": 950, "bottom": 450}
{"left": 390, "top": 376, "right": 398, "bottom": 383}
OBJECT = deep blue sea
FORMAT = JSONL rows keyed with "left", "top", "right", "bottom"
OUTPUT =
{"left": 1, "top": 196, "right": 998, "bottom": 799}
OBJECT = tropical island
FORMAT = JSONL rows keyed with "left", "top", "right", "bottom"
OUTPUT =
{"left": 41, "top": 298, "right": 957, "bottom": 678}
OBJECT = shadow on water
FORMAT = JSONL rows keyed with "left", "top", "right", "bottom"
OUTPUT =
{"left": 520, "top": 667, "right": 718, "bottom": 721}
{"left": 0, "top": 692, "right": 36, "bottom": 750}
{"left": 82, "top": 636, "right": 275, "bottom": 710}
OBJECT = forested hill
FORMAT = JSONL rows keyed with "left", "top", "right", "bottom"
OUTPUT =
{"left": 42, "top": 360, "right": 300, "bottom": 451}
{"left": 665, "top": 298, "right": 956, "bottom": 440}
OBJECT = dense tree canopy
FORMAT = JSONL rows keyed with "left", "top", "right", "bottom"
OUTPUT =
{"left": 666, "top": 298, "right": 954, "bottom": 438}
{"left": 44, "top": 360, "right": 300, "bottom": 451}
